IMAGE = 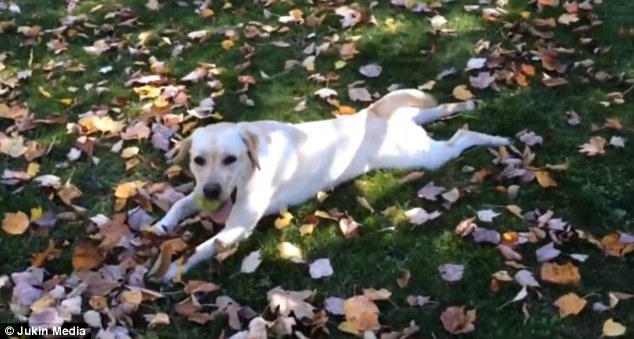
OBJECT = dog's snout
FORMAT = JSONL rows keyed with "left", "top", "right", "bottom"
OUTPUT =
{"left": 203, "top": 183, "right": 222, "bottom": 199}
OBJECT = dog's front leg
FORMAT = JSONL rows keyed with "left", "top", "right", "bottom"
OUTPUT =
{"left": 151, "top": 193, "right": 198, "bottom": 235}
{"left": 161, "top": 194, "right": 268, "bottom": 283}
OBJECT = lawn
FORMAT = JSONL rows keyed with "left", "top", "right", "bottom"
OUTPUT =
{"left": 1, "top": 0, "right": 633, "bottom": 338}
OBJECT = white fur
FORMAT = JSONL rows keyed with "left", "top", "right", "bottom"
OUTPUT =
{"left": 151, "top": 89, "right": 510, "bottom": 282}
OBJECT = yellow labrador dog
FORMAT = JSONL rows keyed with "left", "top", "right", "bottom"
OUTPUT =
{"left": 152, "top": 89, "right": 510, "bottom": 282}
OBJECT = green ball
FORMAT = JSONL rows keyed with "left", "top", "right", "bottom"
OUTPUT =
{"left": 195, "top": 197, "right": 222, "bottom": 212}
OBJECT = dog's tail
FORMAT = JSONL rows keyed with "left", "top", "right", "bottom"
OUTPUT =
{"left": 367, "top": 89, "right": 437, "bottom": 119}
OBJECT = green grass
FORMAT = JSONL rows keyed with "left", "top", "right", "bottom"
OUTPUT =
{"left": 1, "top": 0, "right": 634, "bottom": 338}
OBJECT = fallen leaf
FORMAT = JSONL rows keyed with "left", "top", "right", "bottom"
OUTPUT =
{"left": 72, "top": 239, "right": 106, "bottom": 271}
{"left": 603, "top": 318, "right": 627, "bottom": 337}
{"left": 359, "top": 64, "right": 382, "bottom": 78}
{"left": 477, "top": 209, "right": 500, "bottom": 222}
{"left": 536, "top": 242, "right": 561, "bottom": 262}
{"left": 417, "top": 181, "right": 446, "bottom": 200}
{"left": 553, "top": 293, "right": 586, "bottom": 318}
{"left": 274, "top": 210, "right": 294, "bottom": 230}
{"left": 438, "top": 263, "right": 464, "bottom": 282}
{"left": 277, "top": 242, "right": 303, "bottom": 261}
{"left": 600, "top": 233, "right": 634, "bottom": 257}
{"left": 340, "top": 295, "right": 381, "bottom": 335}
{"left": 535, "top": 171, "right": 558, "bottom": 188}
{"left": 309, "top": 258, "right": 334, "bottom": 279}
{"left": 267, "top": 287, "right": 315, "bottom": 320}
{"left": 404, "top": 208, "right": 442, "bottom": 225}
{"left": 240, "top": 250, "right": 262, "bottom": 274}
{"left": 396, "top": 269, "right": 411, "bottom": 288}
{"left": 579, "top": 136, "right": 606, "bottom": 156}
{"left": 2, "top": 212, "right": 30, "bottom": 235}
{"left": 440, "top": 306, "right": 476, "bottom": 334}
{"left": 540, "top": 262, "right": 581, "bottom": 285}
{"left": 453, "top": 85, "right": 474, "bottom": 101}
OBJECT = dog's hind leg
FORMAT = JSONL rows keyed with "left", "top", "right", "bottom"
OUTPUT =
{"left": 374, "top": 128, "right": 510, "bottom": 171}
{"left": 397, "top": 100, "right": 477, "bottom": 125}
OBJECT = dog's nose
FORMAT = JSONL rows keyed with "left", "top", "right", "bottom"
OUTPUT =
{"left": 203, "top": 183, "right": 222, "bottom": 200}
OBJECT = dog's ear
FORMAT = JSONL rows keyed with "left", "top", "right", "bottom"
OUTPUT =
{"left": 237, "top": 124, "right": 261, "bottom": 170}
{"left": 168, "top": 136, "right": 192, "bottom": 164}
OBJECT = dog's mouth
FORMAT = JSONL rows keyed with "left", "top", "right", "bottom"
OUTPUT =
{"left": 205, "top": 187, "right": 237, "bottom": 225}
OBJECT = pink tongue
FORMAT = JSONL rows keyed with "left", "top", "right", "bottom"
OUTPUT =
{"left": 209, "top": 199, "right": 233, "bottom": 224}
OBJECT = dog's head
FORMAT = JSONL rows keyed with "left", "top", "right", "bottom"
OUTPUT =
{"left": 170, "top": 122, "right": 261, "bottom": 221}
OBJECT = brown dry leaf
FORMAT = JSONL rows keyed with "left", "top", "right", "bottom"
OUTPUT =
{"left": 540, "top": 262, "right": 581, "bottom": 285}
{"left": 452, "top": 85, "right": 474, "bottom": 101}
{"left": 579, "top": 136, "right": 606, "bottom": 156}
{"left": 542, "top": 77, "right": 568, "bottom": 87}
{"left": 397, "top": 269, "right": 411, "bottom": 288}
{"left": 72, "top": 239, "right": 106, "bottom": 270}
{"left": 604, "top": 118, "right": 623, "bottom": 130}
{"left": 440, "top": 306, "right": 476, "bottom": 334}
{"left": 535, "top": 170, "right": 558, "bottom": 188}
{"left": 147, "top": 238, "right": 188, "bottom": 279}
{"left": 600, "top": 233, "right": 634, "bottom": 257}
{"left": 56, "top": 182, "right": 82, "bottom": 206}
{"left": 2, "top": 211, "right": 30, "bottom": 235}
{"left": 339, "top": 295, "right": 380, "bottom": 335}
{"left": 553, "top": 293, "right": 586, "bottom": 318}
{"left": 339, "top": 216, "right": 360, "bottom": 238}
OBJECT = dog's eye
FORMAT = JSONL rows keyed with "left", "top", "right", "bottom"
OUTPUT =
{"left": 193, "top": 156, "right": 206, "bottom": 166}
{"left": 223, "top": 155, "right": 237, "bottom": 165}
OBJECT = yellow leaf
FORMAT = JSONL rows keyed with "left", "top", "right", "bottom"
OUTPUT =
{"left": 553, "top": 293, "right": 586, "bottom": 318}
{"left": 200, "top": 8, "right": 214, "bottom": 17}
{"left": 27, "top": 162, "right": 40, "bottom": 177}
{"left": 336, "top": 106, "right": 356, "bottom": 115}
{"left": 2, "top": 212, "right": 30, "bottom": 235}
{"left": 31, "top": 295, "right": 56, "bottom": 312}
{"left": 133, "top": 85, "right": 161, "bottom": 100}
{"left": 274, "top": 210, "right": 294, "bottom": 230}
{"left": 221, "top": 39, "right": 235, "bottom": 50}
{"left": 277, "top": 242, "right": 302, "bottom": 260}
{"left": 505, "top": 205, "right": 524, "bottom": 219}
{"left": 153, "top": 96, "right": 170, "bottom": 108}
{"left": 299, "top": 224, "right": 315, "bottom": 237}
{"left": 535, "top": 170, "right": 558, "bottom": 188}
{"left": 452, "top": 85, "right": 474, "bottom": 101}
{"left": 603, "top": 318, "right": 627, "bottom": 337}
{"left": 316, "top": 191, "right": 329, "bottom": 203}
{"left": 138, "top": 31, "right": 153, "bottom": 45}
{"left": 520, "top": 11, "right": 531, "bottom": 19}
{"left": 30, "top": 207, "right": 43, "bottom": 222}
{"left": 541, "top": 262, "right": 581, "bottom": 285}
{"left": 38, "top": 87, "right": 52, "bottom": 98}
{"left": 59, "top": 98, "right": 74, "bottom": 106}
{"left": 121, "top": 146, "right": 139, "bottom": 159}
{"left": 335, "top": 60, "right": 347, "bottom": 69}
